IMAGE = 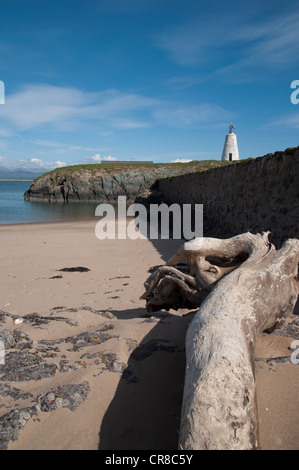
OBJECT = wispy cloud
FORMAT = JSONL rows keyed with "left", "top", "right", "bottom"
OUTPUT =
{"left": 156, "top": 7, "right": 299, "bottom": 79}
{"left": 29, "top": 139, "right": 103, "bottom": 154}
{"left": 0, "top": 85, "right": 88, "bottom": 130}
{"left": 0, "top": 151, "right": 121, "bottom": 171}
{"left": 231, "top": 10, "right": 299, "bottom": 66}
{"left": 264, "top": 113, "right": 299, "bottom": 129}
{"left": 0, "top": 82, "right": 236, "bottom": 168}
{"left": 153, "top": 103, "right": 236, "bottom": 128}
{"left": 0, "top": 83, "right": 234, "bottom": 135}
{"left": 156, "top": 19, "right": 215, "bottom": 67}
{"left": 0, "top": 84, "right": 159, "bottom": 132}
{"left": 0, "top": 128, "right": 15, "bottom": 137}
{"left": 29, "top": 139, "right": 68, "bottom": 148}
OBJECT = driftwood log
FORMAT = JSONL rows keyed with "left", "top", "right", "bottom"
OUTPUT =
{"left": 141, "top": 232, "right": 299, "bottom": 450}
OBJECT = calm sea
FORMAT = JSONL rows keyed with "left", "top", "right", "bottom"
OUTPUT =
{"left": 0, "top": 181, "right": 99, "bottom": 225}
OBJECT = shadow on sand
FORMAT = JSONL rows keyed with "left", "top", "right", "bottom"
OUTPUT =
{"left": 98, "top": 306, "right": 196, "bottom": 450}
{"left": 98, "top": 211, "right": 299, "bottom": 449}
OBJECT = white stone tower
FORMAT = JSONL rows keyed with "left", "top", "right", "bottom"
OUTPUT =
{"left": 221, "top": 124, "right": 239, "bottom": 161}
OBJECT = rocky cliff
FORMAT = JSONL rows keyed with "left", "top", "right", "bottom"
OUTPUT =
{"left": 158, "top": 147, "right": 299, "bottom": 247}
{"left": 24, "top": 162, "right": 223, "bottom": 204}
{"left": 24, "top": 149, "right": 299, "bottom": 247}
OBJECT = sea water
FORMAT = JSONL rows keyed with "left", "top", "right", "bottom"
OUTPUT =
{"left": 0, "top": 181, "right": 99, "bottom": 225}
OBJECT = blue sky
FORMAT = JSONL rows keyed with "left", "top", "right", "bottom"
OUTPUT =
{"left": 0, "top": 0, "right": 298, "bottom": 171}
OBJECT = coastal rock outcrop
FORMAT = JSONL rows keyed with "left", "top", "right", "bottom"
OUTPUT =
{"left": 24, "top": 147, "right": 299, "bottom": 247}
{"left": 23, "top": 163, "right": 207, "bottom": 203}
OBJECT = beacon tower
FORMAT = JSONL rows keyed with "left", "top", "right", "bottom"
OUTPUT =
{"left": 221, "top": 124, "right": 239, "bottom": 161}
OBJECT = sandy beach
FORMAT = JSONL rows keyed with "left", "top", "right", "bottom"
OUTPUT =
{"left": 0, "top": 220, "right": 298, "bottom": 450}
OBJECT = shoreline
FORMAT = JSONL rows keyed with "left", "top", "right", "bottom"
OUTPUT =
{"left": 0, "top": 214, "right": 136, "bottom": 228}
{"left": 0, "top": 216, "right": 98, "bottom": 228}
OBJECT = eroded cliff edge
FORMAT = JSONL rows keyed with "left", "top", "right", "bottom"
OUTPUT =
{"left": 24, "top": 162, "right": 215, "bottom": 204}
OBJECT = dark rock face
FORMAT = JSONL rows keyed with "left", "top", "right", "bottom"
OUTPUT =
{"left": 0, "top": 382, "right": 90, "bottom": 449}
{"left": 23, "top": 149, "right": 299, "bottom": 248}
{"left": 0, "top": 350, "right": 57, "bottom": 382}
{"left": 37, "top": 382, "right": 90, "bottom": 412}
{"left": 24, "top": 165, "right": 201, "bottom": 203}
{"left": 158, "top": 147, "right": 299, "bottom": 248}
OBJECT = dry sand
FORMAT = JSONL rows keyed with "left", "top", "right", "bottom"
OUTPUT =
{"left": 0, "top": 220, "right": 298, "bottom": 450}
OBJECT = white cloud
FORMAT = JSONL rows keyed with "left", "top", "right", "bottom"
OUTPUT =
{"left": 78, "top": 153, "right": 101, "bottom": 164}
{"left": 80, "top": 153, "right": 119, "bottom": 164}
{"left": 30, "top": 158, "right": 42, "bottom": 164}
{"left": 22, "top": 158, "right": 66, "bottom": 169}
{"left": 171, "top": 158, "right": 193, "bottom": 163}
{"left": 102, "top": 155, "right": 118, "bottom": 161}
{"left": 0, "top": 84, "right": 89, "bottom": 130}
{"left": 0, "top": 85, "right": 160, "bottom": 132}
{"left": 90, "top": 154, "right": 101, "bottom": 162}
{"left": 0, "top": 84, "right": 234, "bottom": 135}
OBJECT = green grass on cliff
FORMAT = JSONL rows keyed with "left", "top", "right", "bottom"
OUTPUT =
{"left": 33, "top": 159, "right": 242, "bottom": 183}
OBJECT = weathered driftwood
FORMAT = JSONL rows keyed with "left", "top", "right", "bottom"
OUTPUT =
{"left": 141, "top": 232, "right": 299, "bottom": 450}
{"left": 141, "top": 233, "right": 251, "bottom": 312}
